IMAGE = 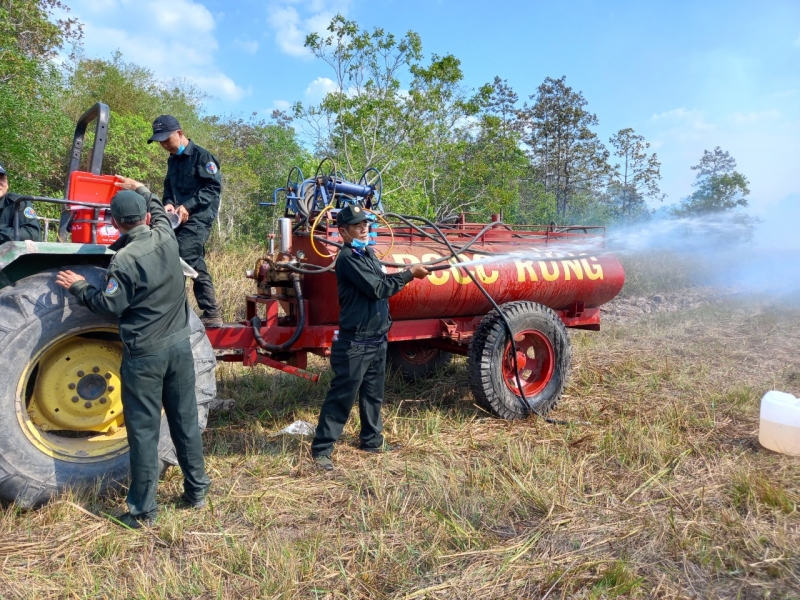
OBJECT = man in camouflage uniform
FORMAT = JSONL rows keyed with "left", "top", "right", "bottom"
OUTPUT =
{"left": 55, "top": 175, "right": 210, "bottom": 528}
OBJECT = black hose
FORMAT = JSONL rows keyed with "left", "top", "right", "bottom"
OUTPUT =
{"left": 276, "top": 212, "right": 573, "bottom": 424}
{"left": 275, "top": 259, "right": 337, "bottom": 274}
{"left": 251, "top": 274, "right": 306, "bottom": 351}
{"left": 383, "top": 213, "right": 504, "bottom": 262}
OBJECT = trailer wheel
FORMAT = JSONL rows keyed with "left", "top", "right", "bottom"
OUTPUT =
{"left": 467, "top": 301, "right": 571, "bottom": 420}
{"left": 387, "top": 341, "right": 453, "bottom": 381}
{"left": 0, "top": 267, "right": 216, "bottom": 508}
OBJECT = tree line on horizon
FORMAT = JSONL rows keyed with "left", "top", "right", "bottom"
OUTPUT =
{"left": 1, "top": 2, "right": 754, "bottom": 247}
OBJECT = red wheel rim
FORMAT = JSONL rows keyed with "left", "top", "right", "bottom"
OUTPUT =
{"left": 400, "top": 345, "right": 437, "bottom": 365}
{"left": 502, "top": 330, "right": 555, "bottom": 397}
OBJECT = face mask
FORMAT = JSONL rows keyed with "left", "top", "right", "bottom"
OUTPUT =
{"left": 351, "top": 238, "right": 368, "bottom": 249}
{"left": 177, "top": 144, "right": 186, "bottom": 155}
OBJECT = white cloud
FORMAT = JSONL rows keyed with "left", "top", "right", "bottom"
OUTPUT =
{"left": 266, "top": 0, "right": 352, "bottom": 58}
{"left": 731, "top": 110, "right": 781, "bottom": 124}
{"left": 651, "top": 107, "right": 714, "bottom": 132}
{"left": 64, "top": 0, "right": 246, "bottom": 101}
{"left": 233, "top": 39, "right": 259, "bottom": 54}
{"left": 304, "top": 76, "right": 338, "bottom": 103}
{"left": 191, "top": 74, "right": 251, "bottom": 102}
{"left": 273, "top": 99, "right": 291, "bottom": 110}
{"left": 646, "top": 105, "right": 800, "bottom": 213}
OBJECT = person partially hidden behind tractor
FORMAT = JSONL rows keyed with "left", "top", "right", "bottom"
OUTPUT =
{"left": 55, "top": 176, "right": 211, "bottom": 529}
{"left": 311, "top": 205, "right": 430, "bottom": 471}
{"left": 0, "top": 163, "right": 41, "bottom": 243}
{"left": 148, "top": 115, "right": 223, "bottom": 326}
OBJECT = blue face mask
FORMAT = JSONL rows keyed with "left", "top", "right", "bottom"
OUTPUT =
{"left": 351, "top": 238, "right": 368, "bottom": 249}
{"left": 177, "top": 144, "right": 186, "bottom": 155}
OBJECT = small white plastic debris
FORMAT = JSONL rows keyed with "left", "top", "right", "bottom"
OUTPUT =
{"left": 271, "top": 420, "right": 316, "bottom": 437}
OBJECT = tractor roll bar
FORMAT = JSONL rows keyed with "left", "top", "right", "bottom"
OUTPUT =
{"left": 11, "top": 196, "right": 110, "bottom": 241}
{"left": 66, "top": 103, "right": 110, "bottom": 190}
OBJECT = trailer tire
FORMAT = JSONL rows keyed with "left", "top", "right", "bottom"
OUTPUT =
{"left": 387, "top": 341, "right": 452, "bottom": 381}
{"left": 467, "top": 301, "right": 571, "bottom": 420}
{"left": 0, "top": 267, "right": 216, "bottom": 508}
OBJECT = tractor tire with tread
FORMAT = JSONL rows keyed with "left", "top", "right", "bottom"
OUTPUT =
{"left": 0, "top": 266, "right": 216, "bottom": 508}
{"left": 467, "top": 301, "right": 571, "bottom": 420}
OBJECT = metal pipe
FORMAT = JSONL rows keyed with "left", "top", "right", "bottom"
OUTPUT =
{"left": 278, "top": 218, "right": 292, "bottom": 253}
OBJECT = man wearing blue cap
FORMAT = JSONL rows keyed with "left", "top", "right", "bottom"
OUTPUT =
{"left": 148, "top": 115, "right": 223, "bottom": 326}
{"left": 0, "top": 164, "right": 41, "bottom": 242}
{"left": 310, "top": 205, "right": 430, "bottom": 471}
{"left": 55, "top": 176, "right": 211, "bottom": 529}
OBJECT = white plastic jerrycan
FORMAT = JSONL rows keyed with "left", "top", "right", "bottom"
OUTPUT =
{"left": 759, "top": 391, "right": 800, "bottom": 456}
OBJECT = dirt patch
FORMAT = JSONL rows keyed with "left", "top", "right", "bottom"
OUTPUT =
{"left": 602, "top": 286, "right": 728, "bottom": 324}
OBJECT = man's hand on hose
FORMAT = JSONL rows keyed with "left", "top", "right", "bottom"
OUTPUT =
{"left": 409, "top": 264, "right": 430, "bottom": 279}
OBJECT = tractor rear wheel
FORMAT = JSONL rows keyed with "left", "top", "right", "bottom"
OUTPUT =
{"left": 0, "top": 266, "right": 216, "bottom": 508}
{"left": 467, "top": 301, "right": 571, "bottom": 420}
{"left": 387, "top": 341, "right": 453, "bottom": 381}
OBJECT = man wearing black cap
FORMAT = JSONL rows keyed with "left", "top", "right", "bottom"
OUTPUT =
{"left": 55, "top": 175, "right": 211, "bottom": 529}
{"left": 148, "top": 115, "right": 223, "bottom": 326}
{"left": 310, "top": 205, "right": 430, "bottom": 471}
{"left": 0, "top": 163, "right": 41, "bottom": 243}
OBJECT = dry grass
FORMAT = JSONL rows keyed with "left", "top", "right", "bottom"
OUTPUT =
{"left": 1, "top": 252, "right": 799, "bottom": 599}
{"left": 616, "top": 251, "right": 712, "bottom": 298}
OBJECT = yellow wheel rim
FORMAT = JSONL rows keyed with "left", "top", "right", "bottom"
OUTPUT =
{"left": 17, "top": 328, "right": 129, "bottom": 462}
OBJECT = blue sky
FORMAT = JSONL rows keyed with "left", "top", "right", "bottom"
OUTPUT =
{"left": 61, "top": 0, "right": 798, "bottom": 235}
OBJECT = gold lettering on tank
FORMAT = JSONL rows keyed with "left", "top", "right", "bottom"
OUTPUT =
{"left": 538, "top": 261, "right": 560, "bottom": 281}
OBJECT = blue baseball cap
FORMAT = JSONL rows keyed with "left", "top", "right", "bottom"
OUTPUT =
{"left": 0, "top": 164, "right": 6, "bottom": 175}
{"left": 147, "top": 115, "right": 181, "bottom": 143}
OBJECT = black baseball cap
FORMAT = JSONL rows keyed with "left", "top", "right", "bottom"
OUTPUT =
{"left": 111, "top": 190, "right": 147, "bottom": 223}
{"left": 337, "top": 205, "right": 370, "bottom": 227}
{"left": 0, "top": 164, "right": 6, "bottom": 175}
{"left": 147, "top": 115, "right": 181, "bottom": 143}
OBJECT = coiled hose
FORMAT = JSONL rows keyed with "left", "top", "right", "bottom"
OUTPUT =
{"left": 251, "top": 273, "right": 306, "bottom": 351}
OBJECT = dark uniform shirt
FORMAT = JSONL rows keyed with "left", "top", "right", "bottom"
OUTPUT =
{"left": 69, "top": 186, "right": 191, "bottom": 358}
{"left": 162, "top": 140, "right": 221, "bottom": 223}
{"left": 335, "top": 244, "right": 414, "bottom": 342}
{"left": 0, "top": 193, "right": 41, "bottom": 242}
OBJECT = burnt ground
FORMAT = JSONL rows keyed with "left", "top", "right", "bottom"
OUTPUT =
{"left": 601, "top": 286, "right": 735, "bottom": 325}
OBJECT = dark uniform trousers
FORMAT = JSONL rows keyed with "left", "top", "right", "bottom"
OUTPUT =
{"left": 121, "top": 338, "right": 210, "bottom": 517}
{"left": 311, "top": 339, "right": 388, "bottom": 457}
{"left": 176, "top": 219, "right": 219, "bottom": 317}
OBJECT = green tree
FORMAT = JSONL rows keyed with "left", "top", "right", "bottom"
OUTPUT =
{"left": 301, "top": 16, "right": 507, "bottom": 220}
{"left": 519, "top": 76, "right": 610, "bottom": 222}
{"left": 0, "top": 0, "right": 81, "bottom": 89}
{"left": 63, "top": 54, "right": 209, "bottom": 192}
{"left": 607, "top": 128, "right": 664, "bottom": 223}
{"left": 206, "top": 113, "right": 311, "bottom": 244}
{"left": 302, "top": 15, "right": 421, "bottom": 174}
{"left": 673, "top": 147, "right": 750, "bottom": 216}
{"left": 463, "top": 77, "right": 529, "bottom": 221}
{"left": 0, "top": 0, "right": 81, "bottom": 196}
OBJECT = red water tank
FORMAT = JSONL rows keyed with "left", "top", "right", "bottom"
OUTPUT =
{"left": 68, "top": 171, "right": 120, "bottom": 244}
{"left": 295, "top": 224, "right": 625, "bottom": 326}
